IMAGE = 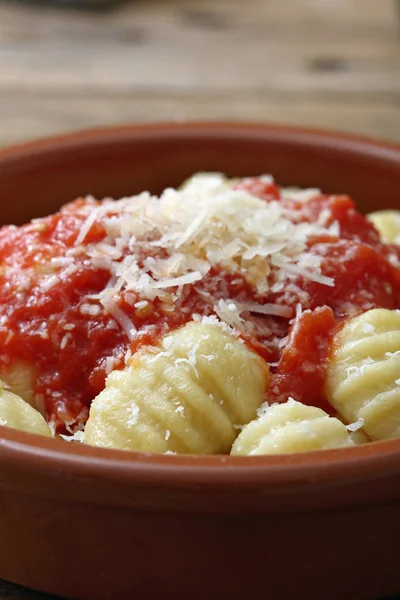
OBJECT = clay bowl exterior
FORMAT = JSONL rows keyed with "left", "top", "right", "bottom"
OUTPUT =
{"left": 0, "top": 123, "right": 400, "bottom": 600}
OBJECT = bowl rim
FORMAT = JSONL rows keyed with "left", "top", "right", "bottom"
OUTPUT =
{"left": 2, "top": 121, "right": 400, "bottom": 164}
{"left": 2, "top": 425, "right": 400, "bottom": 489}
{"left": 1, "top": 121, "right": 400, "bottom": 489}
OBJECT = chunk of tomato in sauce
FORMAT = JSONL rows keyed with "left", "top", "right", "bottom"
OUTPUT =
{"left": 298, "top": 195, "right": 380, "bottom": 245}
{"left": 302, "top": 239, "right": 400, "bottom": 317}
{"left": 233, "top": 177, "right": 280, "bottom": 201}
{"left": 269, "top": 306, "right": 336, "bottom": 413}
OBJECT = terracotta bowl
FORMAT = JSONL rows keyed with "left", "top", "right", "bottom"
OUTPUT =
{"left": 1, "top": 123, "right": 400, "bottom": 600}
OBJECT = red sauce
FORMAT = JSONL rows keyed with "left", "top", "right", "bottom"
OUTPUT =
{"left": 269, "top": 306, "right": 337, "bottom": 413}
{"left": 0, "top": 181, "right": 399, "bottom": 431}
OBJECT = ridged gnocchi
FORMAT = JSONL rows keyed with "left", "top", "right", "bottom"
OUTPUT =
{"left": 367, "top": 210, "right": 400, "bottom": 244}
{"left": 0, "top": 382, "right": 50, "bottom": 437}
{"left": 84, "top": 322, "right": 269, "bottom": 454}
{"left": 231, "top": 399, "right": 355, "bottom": 456}
{"left": 326, "top": 309, "right": 400, "bottom": 440}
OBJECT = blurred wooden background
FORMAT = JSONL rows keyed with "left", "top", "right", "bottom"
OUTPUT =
{"left": 0, "top": 0, "right": 399, "bottom": 148}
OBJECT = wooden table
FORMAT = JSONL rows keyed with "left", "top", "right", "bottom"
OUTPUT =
{"left": 0, "top": 0, "right": 399, "bottom": 149}
{"left": 0, "top": 0, "right": 400, "bottom": 598}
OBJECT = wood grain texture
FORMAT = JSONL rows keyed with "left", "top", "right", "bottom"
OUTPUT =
{"left": 0, "top": 0, "right": 399, "bottom": 147}
{"left": 0, "top": 1, "right": 399, "bottom": 599}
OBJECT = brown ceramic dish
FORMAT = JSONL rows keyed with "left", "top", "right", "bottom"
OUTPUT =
{"left": 0, "top": 123, "right": 400, "bottom": 600}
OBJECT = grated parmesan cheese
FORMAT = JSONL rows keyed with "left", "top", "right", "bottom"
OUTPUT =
{"left": 175, "top": 357, "right": 199, "bottom": 379}
{"left": 75, "top": 205, "right": 105, "bottom": 246}
{"left": 80, "top": 303, "right": 102, "bottom": 317}
{"left": 238, "top": 301, "right": 292, "bottom": 319}
{"left": 59, "top": 430, "right": 85, "bottom": 443}
{"left": 41, "top": 274, "right": 60, "bottom": 291}
{"left": 126, "top": 403, "right": 140, "bottom": 426}
{"left": 60, "top": 333, "right": 72, "bottom": 350}
{"left": 105, "top": 356, "right": 115, "bottom": 375}
{"left": 134, "top": 300, "right": 149, "bottom": 310}
{"left": 361, "top": 323, "right": 375, "bottom": 335}
{"left": 346, "top": 418, "right": 365, "bottom": 432}
{"left": 55, "top": 173, "right": 340, "bottom": 344}
{"left": 214, "top": 299, "right": 246, "bottom": 331}
{"left": 151, "top": 271, "right": 203, "bottom": 289}
{"left": 175, "top": 404, "right": 185, "bottom": 417}
{"left": 100, "top": 292, "right": 137, "bottom": 341}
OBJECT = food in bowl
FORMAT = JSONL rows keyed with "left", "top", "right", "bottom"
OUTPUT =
{"left": 0, "top": 172, "right": 399, "bottom": 455}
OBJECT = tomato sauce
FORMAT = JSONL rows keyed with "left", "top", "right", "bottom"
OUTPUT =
{"left": 269, "top": 306, "right": 337, "bottom": 414}
{"left": 0, "top": 180, "right": 399, "bottom": 431}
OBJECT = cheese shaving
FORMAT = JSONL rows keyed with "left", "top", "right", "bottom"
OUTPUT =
{"left": 214, "top": 299, "right": 246, "bottom": 331}
{"left": 68, "top": 173, "right": 338, "bottom": 341}
{"left": 59, "top": 430, "right": 85, "bottom": 443}
{"left": 238, "top": 301, "right": 292, "bottom": 319}
{"left": 75, "top": 205, "right": 105, "bottom": 246}
{"left": 345, "top": 418, "right": 365, "bottom": 432}
{"left": 100, "top": 292, "right": 137, "bottom": 341}
{"left": 152, "top": 271, "right": 203, "bottom": 288}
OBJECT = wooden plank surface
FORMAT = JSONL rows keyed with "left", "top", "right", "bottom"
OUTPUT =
{"left": 0, "top": 1, "right": 400, "bottom": 599}
{"left": 0, "top": 0, "right": 399, "bottom": 148}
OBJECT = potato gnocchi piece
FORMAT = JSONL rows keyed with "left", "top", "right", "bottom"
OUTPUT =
{"left": 0, "top": 361, "right": 37, "bottom": 408}
{"left": 0, "top": 382, "right": 50, "bottom": 437}
{"left": 231, "top": 399, "right": 355, "bottom": 456}
{"left": 84, "top": 322, "right": 269, "bottom": 454}
{"left": 327, "top": 308, "right": 400, "bottom": 440}
{"left": 367, "top": 210, "right": 400, "bottom": 244}
{"left": 178, "top": 172, "right": 230, "bottom": 191}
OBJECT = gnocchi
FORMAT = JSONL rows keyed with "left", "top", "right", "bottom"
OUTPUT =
{"left": 367, "top": 210, "right": 400, "bottom": 244}
{"left": 0, "top": 382, "right": 51, "bottom": 437}
{"left": 84, "top": 322, "right": 269, "bottom": 453}
{"left": 327, "top": 309, "right": 400, "bottom": 440}
{"left": 231, "top": 399, "right": 355, "bottom": 456}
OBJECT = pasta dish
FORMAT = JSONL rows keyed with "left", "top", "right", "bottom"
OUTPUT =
{"left": 0, "top": 173, "right": 399, "bottom": 455}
